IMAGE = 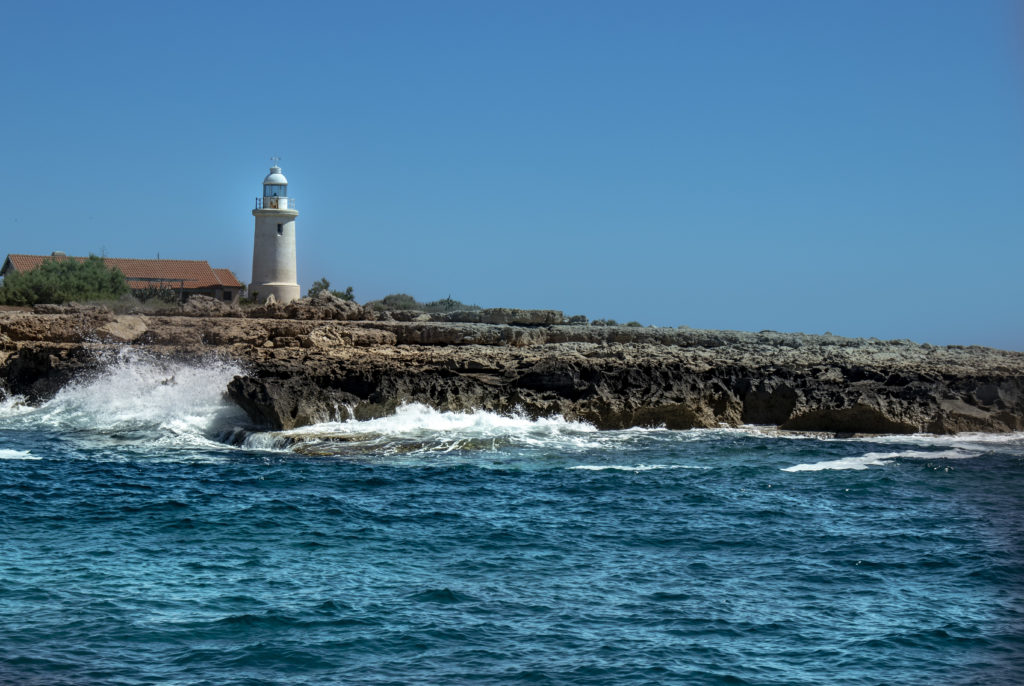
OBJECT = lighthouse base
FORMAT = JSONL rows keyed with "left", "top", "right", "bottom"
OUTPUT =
{"left": 251, "top": 282, "right": 301, "bottom": 305}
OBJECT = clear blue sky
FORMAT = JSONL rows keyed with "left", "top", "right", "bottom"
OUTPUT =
{"left": 5, "top": 1, "right": 1023, "bottom": 349}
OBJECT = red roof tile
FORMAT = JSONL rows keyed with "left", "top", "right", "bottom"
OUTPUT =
{"left": 213, "top": 268, "right": 243, "bottom": 288}
{"left": 2, "top": 254, "right": 243, "bottom": 291}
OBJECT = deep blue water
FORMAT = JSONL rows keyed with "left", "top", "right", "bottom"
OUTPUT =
{"left": 0, "top": 355, "right": 1022, "bottom": 685}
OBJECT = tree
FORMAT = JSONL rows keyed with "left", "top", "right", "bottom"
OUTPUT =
{"left": 308, "top": 277, "right": 331, "bottom": 297}
{"left": 308, "top": 277, "right": 355, "bottom": 301}
{"left": 0, "top": 255, "right": 129, "bottom": 305}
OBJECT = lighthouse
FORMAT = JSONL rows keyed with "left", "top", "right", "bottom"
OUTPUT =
{"left": 250, "top": 162, "right": 300, "bottom": 304}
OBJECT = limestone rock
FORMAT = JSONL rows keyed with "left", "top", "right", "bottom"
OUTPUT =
{"left": 3, "top": 343, "right": 100, "bottom": 402}
{"left": 226, "top": 332, "right": 1024, "bottom": 434}
{"left": 182, "top": 295, "right": 234, "bottom": 317}
{"left": 289, "top": 291, "right": 365, "bottom": 320}
{"left": 96, "top": 315, "right": 149, "bottom": 343}
{"left": 250, "top": 291, "right": 366, "bottom": 321}
{"left": 377, "top": 309, "right": 565, "bottom": 325}
{"left": 478, "top": 308, "right": 563, "bottom": 325}
{"left": 1, "top": 307, "right": 1022, "bottom": 436}
{"left": 248, "top": 300, "right": 284, "bottom": 319}
{"left": 380, "top": 309, "right": 428, "bottom": 322}
{"left": 32, "top": 303, "right": 112, "bottom": 316}
{"left": 431, "top": 308, "right": 564, "bottom": 325}
{"left": 307, "top": 323, "right": 397, "bottom": 348}
{"left": 1, "top": 310, "right": 115, "bottom": 343}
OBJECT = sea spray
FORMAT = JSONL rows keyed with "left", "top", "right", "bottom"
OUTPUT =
{"left": 238, "top": 403, "right": 766, "bottom": 469}
{"left": 0, "top": 347, "right": 249, "bottom": 450}
{"left": 240, "top": 402, "right": 604, "bottom": 458}
{"left": 240, "top": 403, "right": 1024, "bottom": 469}
{"left": 2, "top": 347, "right": 1022, "bottom": 470}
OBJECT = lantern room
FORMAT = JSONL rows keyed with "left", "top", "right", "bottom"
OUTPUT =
{"left": 257, "top": 165, "right": 295, "bottom": 210}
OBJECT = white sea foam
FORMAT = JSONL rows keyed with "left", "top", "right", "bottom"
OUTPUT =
{"left": 782, "top": 430, "right": 1024, "bottom": 471}
{"left": 0, "top": 348, "right": 247, "bottom": 450}
{"left": 6, "top": 352, "right": 1019, "bottom": 467}
{"left": 288, "top": 402, "right": 597, "bottom": 436}
{"left": 0, "top": 392, "right": 34, "bottom": 416}
{"left": 244, "top": 404, "right": 1023, "bottom": 466}
{"left": 856, "top": 431, "right": 1024, "bottom": 455}
{"left": 570, "top": 464, "right": 709, "bottom": 471}
{"left": 0, "top": 449, "right": 38, "bottom": 460}
{"left": 782, "top": 448, "right": 982, "bottom": 472}
{"left": 242, "top": 403, "right": 607, "bottom": 456}
{"left": 247, "top": 406, "right": 803, "bottom": 454}
{"left": 240, "top": 404, "right": 740, "bottom": 470}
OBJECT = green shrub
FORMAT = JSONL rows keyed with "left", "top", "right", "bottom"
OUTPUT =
{"left": 422, "top": 296, "right": 480, "bottom": 313}
{"left": 308, "top": 277, "right": 331, "bottom": 297}
{"left": 380, "top": 293, "right": 419, "bottom": 310}
{"left": 308, "top": 277, "right": 355, "bottom": 301}
{"left": 365, "top": 293, "right": 480, "bottom": 312}
{"left": 133, "top": 285, "right": 180, "bottom": 303}
{"left": 0, "top": 255, "right": 129, "bottom": 306}
{"left": 625, "top": 321, "right": 642, "bottom": 327}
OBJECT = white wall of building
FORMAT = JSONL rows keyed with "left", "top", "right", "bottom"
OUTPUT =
{"left": 251, "top": 208, "right": 300, "bottom": 304}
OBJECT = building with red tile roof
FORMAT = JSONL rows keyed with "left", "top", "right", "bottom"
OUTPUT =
{"left": 1, "top": 253, "right": 244, "bottom": 303}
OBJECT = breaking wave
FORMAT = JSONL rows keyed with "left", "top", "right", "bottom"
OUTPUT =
{"left": 0, "top": 348, "right": 249, "bottom": 452}
{"left": 2, "top": 348, "right": 1021, "bottom": 473}
{"left": 782, "top": 448, "right": 983, "bottom": 472}
{"left": 782, "top": 431, "right": 1024, "bottom": 471}
{"left": 0, "top": 448, "right": 38, "bottom": 460}
{"left": 241, "top": 403, "right": 609, "bottom": 460}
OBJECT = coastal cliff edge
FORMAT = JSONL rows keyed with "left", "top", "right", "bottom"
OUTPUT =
{"left": 1, "top": 295, "right": 1021, "bottom": 436}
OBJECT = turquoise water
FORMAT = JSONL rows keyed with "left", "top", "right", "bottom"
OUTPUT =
{"left": 0, "top": 353, "right": 1022, "bottom": 685}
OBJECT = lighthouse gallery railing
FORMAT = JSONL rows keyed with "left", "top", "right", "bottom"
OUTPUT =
{"left": 255, "top": 197, "right": 297, "bottom": 210}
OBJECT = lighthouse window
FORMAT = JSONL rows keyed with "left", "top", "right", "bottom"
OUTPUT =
{"left": 265, "top": 184, "right": 286, "bottom": 197}
{"left": 277, "top": 223, "right": 283, "bottom": 235}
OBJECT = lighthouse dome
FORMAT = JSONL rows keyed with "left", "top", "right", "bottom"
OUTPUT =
{"left": 263, "top": 166, "right": 288, "bottom": 185}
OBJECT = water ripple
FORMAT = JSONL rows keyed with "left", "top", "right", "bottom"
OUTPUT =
{"left": 0, "top": 366, "right": 1022, "bottom": 684}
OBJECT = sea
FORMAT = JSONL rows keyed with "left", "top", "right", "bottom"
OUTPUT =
{"left": 0, "top": 351, "right": 1021, "bottom": 685}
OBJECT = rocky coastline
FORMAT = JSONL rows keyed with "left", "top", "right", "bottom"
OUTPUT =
{"left": 1, "top": 294, "right": 1022, "bottom": 436}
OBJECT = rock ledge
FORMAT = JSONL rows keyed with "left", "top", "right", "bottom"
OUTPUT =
{"left": 1, "top": 303, "right": 1021, "bottom": 435}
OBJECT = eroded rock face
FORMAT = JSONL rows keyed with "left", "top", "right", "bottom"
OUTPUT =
{"left": 182, "top": 295, "right": 236, "bottom": 317}
{"left": 0, "top": 309, "right": 1022, "bottom": 435}
{"left": 249, "top": 291, "right": 368, "bottom": 321}
{"left": 223, "top": 337, "right": 1024, "bottom": 433}
{"left": 3, "top": 309, "right": 115, "bottom": 343}
{"left": 438, "top": 308, "right": 565, "bottom": 325}
{"left": 3, "top": 343, "right": 100, "bottom": 401}
{"left": 307, "top": 323, "right": 397, "bottom": 348}
{"left": 379, "top": 308, "right": 564, "bottom": 325}
{"left": 96, "top": 315, "right": 149, "bottom": 343}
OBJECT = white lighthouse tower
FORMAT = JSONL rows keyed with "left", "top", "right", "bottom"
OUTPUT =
{"left": 250, "top": 161, "right": 300, "bottom": 304}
